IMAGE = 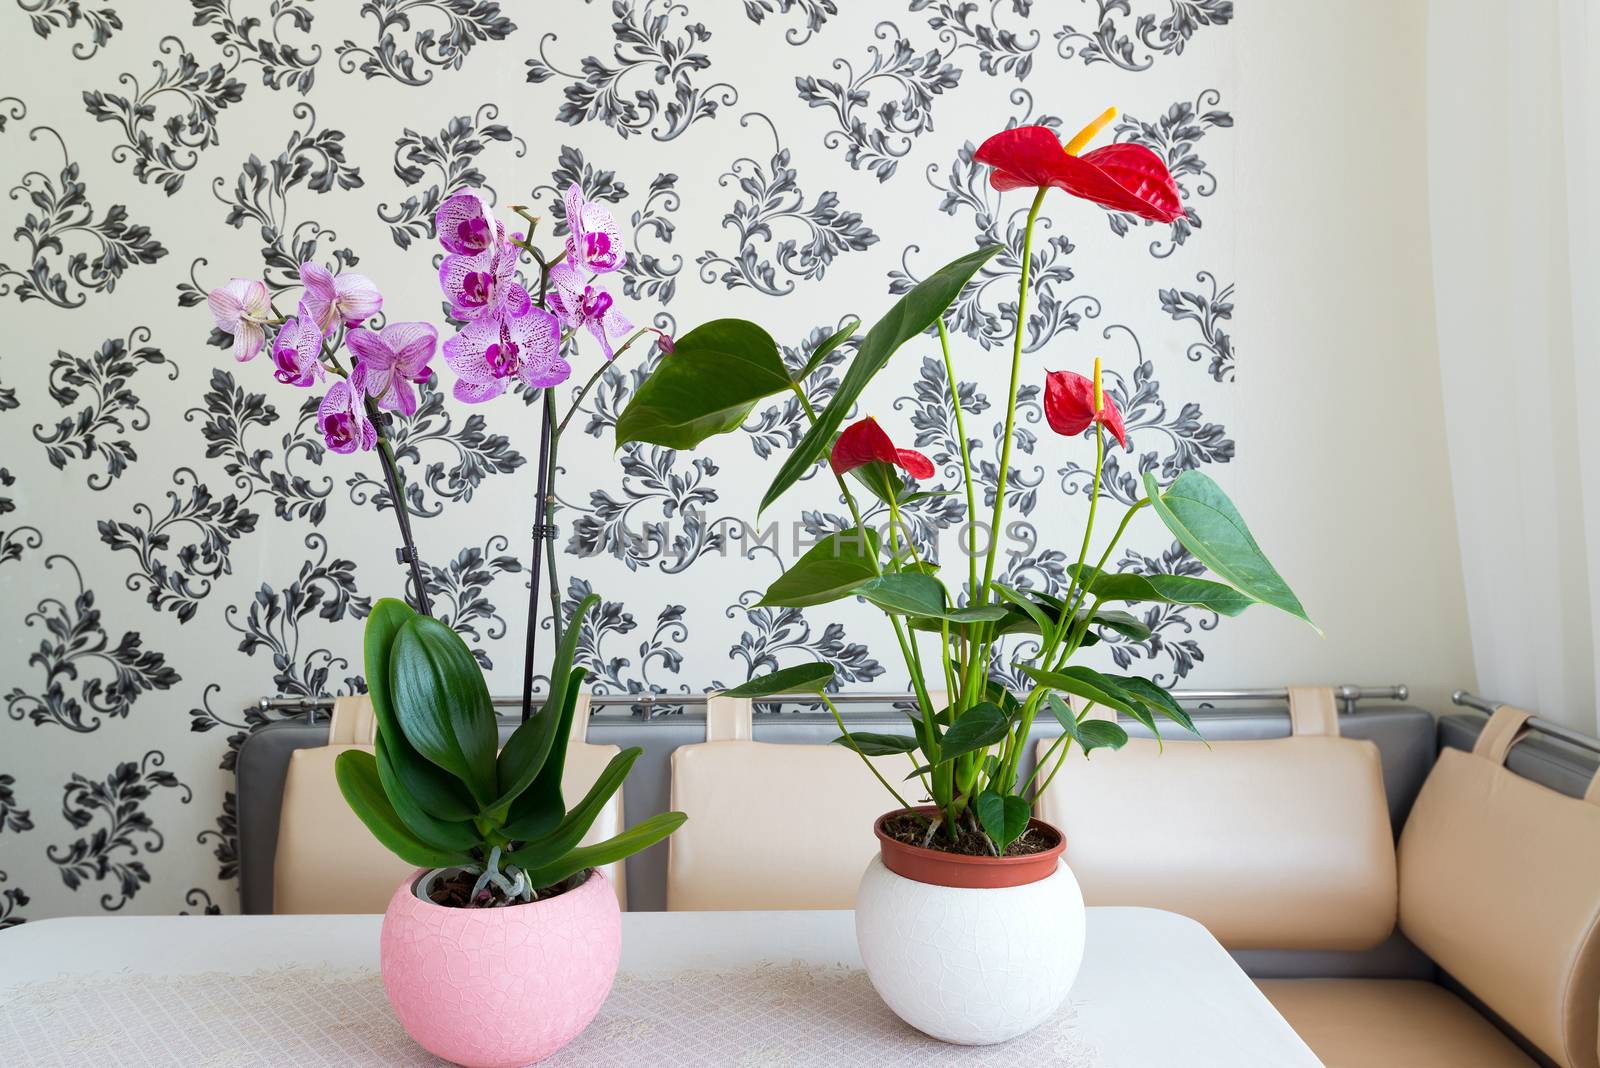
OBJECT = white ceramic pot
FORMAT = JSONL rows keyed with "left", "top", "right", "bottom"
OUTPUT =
{"left": 855, "top": 852, "right": 1086, "bottom": 1045}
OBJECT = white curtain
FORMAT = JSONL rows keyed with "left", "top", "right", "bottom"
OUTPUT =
{"left": 1428, "top": 0, "right": 1600, "bottom": 732}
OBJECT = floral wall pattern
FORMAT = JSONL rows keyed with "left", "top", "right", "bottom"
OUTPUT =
{"left": 0, "top": 0, "right": 1236, "bottom": 920}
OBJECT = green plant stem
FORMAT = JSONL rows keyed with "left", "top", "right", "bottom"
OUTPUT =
{"left": 978, "top": 186, "right": 1047, "bottom": 607}
{"left": 788, "top": 384, "right": 940, "bottom": 774}
{"left": 937, "top": 318, "right": 979, "bottom": 605}
{"left": 1021, "top": 729, "right": 1070, "bottom": 797}
{"left": 822, "top": 694, "right": 919, "bottom": 815}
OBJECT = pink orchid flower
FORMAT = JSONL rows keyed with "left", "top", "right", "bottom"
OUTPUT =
{"left": 547, "top": 262, "right": 632, "bottom": 359}
{"left": 439, "top": 225, "right": 531, "bottom": 324}
{"left": 270, "top": 307, "right": 326, "bottom": 388}
{"left": 564, "top": 182, "right": 625, "bottom": 274}
{"left": 316, "top": 379, "right": 377, "bottom": 455}
{"left": 434, "top": 189, "right": 497, "bottom": 256}
{"left": 443, "top": 307, "right": 567, "bottom": 403}
{"left": 207, "top": 278, "right": 273, "bottom": 362}
{"left": 348, "top": 322, "right": 437, "bottom": 417}
{"left": 298, "top": 262, "right": 383, "bottom": 336}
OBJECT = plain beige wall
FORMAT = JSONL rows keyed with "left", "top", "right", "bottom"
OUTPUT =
{"left": 1201, "top": 0, "right": 1476, "bottom": 711}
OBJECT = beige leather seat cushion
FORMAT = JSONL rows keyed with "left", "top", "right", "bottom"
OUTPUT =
{"left": 1259, "top": 980, "right": 1536, "bottom": 1068}
{"left": 1037, "top": 731, "right": 1397, "bottom": 950}
{"left": 668, "top": 739, "right": 907, "bottom": 910}
{"left": 275, "top": 697, "right": 626, "bottom": 913}
{"left": 1398, "top": 708, "right": 1600, "bottom": 1068}
{"left": 667, "top": 694, "right": 925, "bottom": 911}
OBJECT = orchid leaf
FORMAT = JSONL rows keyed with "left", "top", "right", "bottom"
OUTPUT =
{"left": 335, "top": 749, "right": 474, "bottom": 870}
{"left": 615, "top": 319, "right": 791, "bottom": 449}
{"left": 363, "top": 598, "right": 476, "bottom": 821}
{"left": 513, "top": 811, "right": 688, "bottom": 893}
{"left": 389, "top": 616, "right": 500, "bottom": 808}
{"left": 759, "top": 244, "right": 1002, "bottom": 514}
{"left": 1143, "top": 470, "right": 1318, "bottom": 632}
{"left": 492, "top": 594, "right": 599, "bottom": 813}
{"left": 373, "top": 735, "right": 481, "bottom": 853}
{"left": 504, "top": 746, "right": 641, "bottom": 858}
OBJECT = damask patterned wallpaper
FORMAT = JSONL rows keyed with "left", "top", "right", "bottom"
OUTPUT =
{"left": 0, "top": 0, "right": 1236, "bottom": 921}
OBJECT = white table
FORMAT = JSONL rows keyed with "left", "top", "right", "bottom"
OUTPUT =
{"left": 0, "top": 907, "right": 1319, "bottom": 1066}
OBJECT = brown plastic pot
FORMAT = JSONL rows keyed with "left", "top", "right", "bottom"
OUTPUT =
{"left": 873, "top": 806, "right": 1065, "bottom": 889}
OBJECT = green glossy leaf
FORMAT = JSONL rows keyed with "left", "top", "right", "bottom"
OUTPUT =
{"left": 1069, "top": 565, "right": 1257, "bottom": 616}
{"left": 497, "top": 668, "right": 588, "bottom": 839}
{"left": 335, "top": 749, "right": 474, "bottom": 869}
{"left": 615, "top": 319, "right": 791, "bottom": 449}
{"left": 1045, "top": 693, "right": 1129, "bottom": 756}
{"left": 976, "top": 789, "right": 1031, "bottom": 852}
{"left": 374, "top": 735, "right": 482, "bottom": 853}
{"left": 759, "top": 245, "right": 1002, "bottom": 513}
{"left": 1109, "top": 673, "right": 1202, "bottom": 739}
{"left": 492, "top": 594, "right": 600, "bottom": 813}
{"left": 504, "top": 746, "right": 641, "bottom": 860}
{"left": 1085, "top": 608, "right": 1152, "bottom": 642}
{"left": 832, "top": 731, "right": 919, "bottom": 756}
{"left": 852, "top": 572, "right": 945, "bottom": 616}
{"left": 796, "top": 317, "right": 860, "bottom": 382}
{"left": 1020, "top": 664, "right": 1143, "bottom": 721}
{"left": 992, "top": 583, "right": 1056, "bottom": 642}
{"left": 1143, "top": 470, "right": 1318, "bottom": 632}
{"left": 760, "top": 528, "right": 880, "bottom": 608}
{"left": 722, "top": 661, "right": 836, "bottom": 698}
{"left": 363, "top": 599, "right": 476, "bottom": 821}
{"left": 390, "top": 616, "right": 500, "bottom": 807}
{"left": 512, "top": 811, "right": 687, "bottom": 892}
{"left": 939, "top": 701, "right": 1008, "bottom": 760}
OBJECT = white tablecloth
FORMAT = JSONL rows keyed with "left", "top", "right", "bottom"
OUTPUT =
{"left": 0, "top": 906, "right": 1319, "bottom": 1066}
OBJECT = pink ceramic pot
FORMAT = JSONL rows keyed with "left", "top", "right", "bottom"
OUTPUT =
{"left": 380, "top": 867, "right": 621, "bottom": 1068}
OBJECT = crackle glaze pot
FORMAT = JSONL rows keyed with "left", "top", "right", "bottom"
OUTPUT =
{"left": 855, "top": 809, "right": 1086, "bottom": 1045}
{"left": 380, "top": 867, "right": 620, "bottom": 1068}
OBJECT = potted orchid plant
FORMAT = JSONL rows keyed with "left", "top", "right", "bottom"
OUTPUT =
{"left": 204, "top": 186, "right": 681, "bottom": 1067}
{"left": 617, "top": 108, "right": 1316, "bottom": 1044}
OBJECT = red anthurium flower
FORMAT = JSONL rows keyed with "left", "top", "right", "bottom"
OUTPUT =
{"left": 1045, "top": 359, "right": 1128, "bottom": 448}
{"left": 974, "top": 107, "right": 1185, "bottom": 223}
{"left": 831, "top": 417, "right": 935, "bottom": 480}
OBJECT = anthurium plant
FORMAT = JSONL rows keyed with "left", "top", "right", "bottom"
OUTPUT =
{"left": 336, "top": 593, "right": 685, "bottom": 905}
{"left": 617, "top": 107, "right": 1317, "bottom": 855}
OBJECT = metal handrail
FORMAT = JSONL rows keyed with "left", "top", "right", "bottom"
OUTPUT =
{"left": 255, "top": 684, "right": 1410, "bottom": 723}
{"left": 1451, "top": 690, "right": 1600, "bottom": 756}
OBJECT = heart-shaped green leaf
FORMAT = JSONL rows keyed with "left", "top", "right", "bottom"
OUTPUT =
{"left": 833, "top": 731, "right": 919, "bottom": 756}
{"left": 1045, "top": 693, "right": 1130, "bottom": 756}
{"left": 1021, "top": 664, "right": 1143, "bottom": 721}
{"left": 759, "top": 245, "right": 1002, "bottom": 514}
{"left": 723, "top": 661, "right": 836, "bottom": 697}
{"left": 975, "top": 789, "right": 1032, "bottom": 853}
{"left": 1107, "top": 673, "right": 1202, "bottom": 739}
{"left": 939, "top": 701, "right": 1009, "bottom": 760}
{"left": 1143, "top": 470, "right": 1318, "bottom": 632}
{"left": 615, "top": 319, "right": 792, "bottom": 449}
{"left": 760, "top": 528, "right": 880, "bottom": 608}
{"left": 389, "top": 616, "right": 500, "bottom": 808}
{"left": 1068, "top": 565, "right": 1258, "bottom": 616}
